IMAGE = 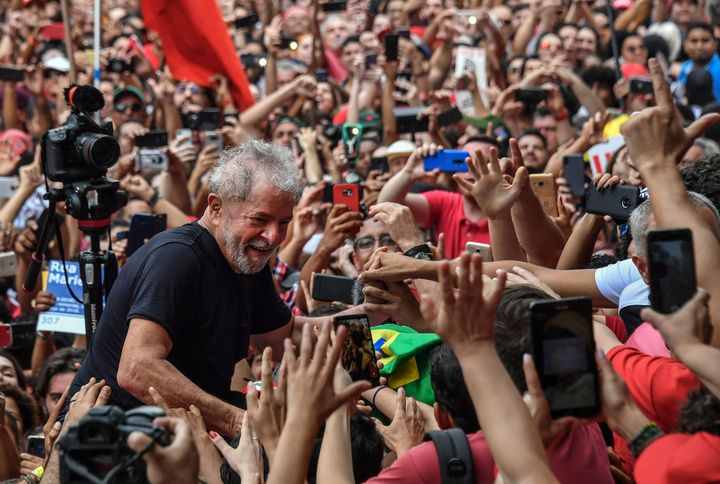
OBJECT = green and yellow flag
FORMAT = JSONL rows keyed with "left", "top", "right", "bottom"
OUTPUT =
{"left": 371, "top": 324, "right": 441, "bottom": 406}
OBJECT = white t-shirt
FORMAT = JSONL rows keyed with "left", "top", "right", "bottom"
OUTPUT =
{"left": 594, "top": 258, "right": 650, "bottom": 310}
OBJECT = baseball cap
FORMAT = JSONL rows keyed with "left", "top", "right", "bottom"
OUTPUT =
{"left": 113, "top": 86, "right": 146, "bottom": 105}
{"left": 385, "top": 140, "right": 416, "bottom": 160}
{"left": 43, "top": 56, "right": 71, "bottom": 73}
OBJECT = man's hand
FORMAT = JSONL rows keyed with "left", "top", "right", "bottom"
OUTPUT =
{"left": 320, "top": 205, "right": 363, "bottom": 252}
{"left": 120, "top": 175, "right": 155, "bottom": 204}
{"left": 374, "top": 387, "right": 425, "bottom": 457}
{"left": 19, "top": 453, "right": 43, "bottom": 477}
{"left": 454, "top": 147, "right": 527, "bottom": 219}
{"left": 127, "top": 417, "right": 200, "bottom": 484}
{"left": 420, "top": 253, "right": 506, "bottom": 357}
{"left": 18, "top": 163, "right": 42, "bottom": 189}
{"left": 363, "top": 281, "right": 424, "bottom": 326}
{"left": 31, "top": 291, "right": 56, "bottom": 313}
{"left": 13, "top": 221, "right": 39, "bottom": 262}
{"left": 621, "top": 58, "right": 720, "bottom": 170}
{"left": 360, "top": 251, "right": 430, "bottom": 283}
{"left": 368, "top": 202, "right": 423, "bottom": 251}
{"left": 402, "top": 143, "right": 441, "bottom": 181}
{"left": 641, "top": 289, "right": 712, "bottom": 353}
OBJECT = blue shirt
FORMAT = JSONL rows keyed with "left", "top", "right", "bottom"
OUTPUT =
{"left": 678, "top": 53, "right": 720, "bottom": 102}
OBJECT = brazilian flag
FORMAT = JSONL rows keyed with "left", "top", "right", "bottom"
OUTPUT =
{"left": 371, "top": 324, "right": 441, "bottom": 406}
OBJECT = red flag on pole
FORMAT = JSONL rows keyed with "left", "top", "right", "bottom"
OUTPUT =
{"left": 141, "top": 0, "right": 255, "bottom": 112}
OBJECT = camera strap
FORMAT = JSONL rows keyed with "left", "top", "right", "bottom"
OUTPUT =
{"left": 424, "top": 428, "right": 475, "bottom": 484}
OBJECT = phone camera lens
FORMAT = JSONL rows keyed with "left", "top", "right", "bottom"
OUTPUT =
{"left": 621, "top": 196, "right": 631, "bottom": 209}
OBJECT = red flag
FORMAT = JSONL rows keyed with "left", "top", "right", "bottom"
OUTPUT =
{"left": 141, "top": 0, "right": 255, "bottom": 112}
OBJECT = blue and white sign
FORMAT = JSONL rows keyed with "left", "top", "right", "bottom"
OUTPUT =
{"left": 37, "top": 260, "right": 85, "bottom": 334}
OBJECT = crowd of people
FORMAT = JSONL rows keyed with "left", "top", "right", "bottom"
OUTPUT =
{"left": 0, "top": 0, "right": 720, "bottom": 482}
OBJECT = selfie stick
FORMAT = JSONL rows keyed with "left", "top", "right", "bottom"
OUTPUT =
{"left": 605, "top": 0, "right": 625, "bottom": 111}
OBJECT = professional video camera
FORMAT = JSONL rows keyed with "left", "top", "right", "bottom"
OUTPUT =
{"left": 59, "top": 405, "right": 170, "bottom": 484}
{"left": 44, "top": 85, "right": 121, "bottom": 183}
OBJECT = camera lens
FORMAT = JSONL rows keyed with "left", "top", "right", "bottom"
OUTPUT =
{"left": 621, "top": 196, "right": 631, "bottom": 209}
{"left": 75, "top": 132, "right": 120, "bottom": 169}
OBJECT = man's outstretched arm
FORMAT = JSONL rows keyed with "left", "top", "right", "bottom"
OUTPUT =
{"left": 117, "top": 318, "right": 244, "bottom": 436}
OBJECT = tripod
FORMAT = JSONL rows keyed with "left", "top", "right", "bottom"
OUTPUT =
{"left": 23, "top": 178, "right": 126, "bottom": 346}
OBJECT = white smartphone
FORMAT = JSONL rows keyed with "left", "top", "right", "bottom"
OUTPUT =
{"left": 135, "top": 149, "right": 169, "bottom": 171}
{"left": 0, "top": 252, "right": 17, "bottom": 277}
{"left": 0, "top": 177, "right": 18, "bottom": 198}
{"left": 465, "top": 242, "right": 493, "bottom": 261}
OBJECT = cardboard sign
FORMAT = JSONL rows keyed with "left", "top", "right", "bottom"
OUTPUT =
{"left": 587, "top": 136, "right": 625, "bottom": 177}
{"left": 37, "top": 260, "right": 86, "bottom": 334}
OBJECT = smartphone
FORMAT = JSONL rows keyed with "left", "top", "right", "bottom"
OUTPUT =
{"left": 240, "top": 54, "right": 265, "bottom": 68}
{"left": 438, "top": 106, "right": 464, "bottom": 127}
{"left": 333, "top": 314, "right": 381, "bottom": 385}
{"left": 312, "top": 273, "right": 356, "bottom": 304}
{"left": 279, "top": 35, "right": 298, "bottom": 50}
{"left": 0, "top": 252, "right": 17, "bottom": 278}
{"left": 529, "top": 174, "right": 558, "bottom": 217}
{"left": 27, "top": 435, "right": 45, "bottom": 458}
{"left": 136, "top": 150, "right": 169, "bottom": 171}
{"left": 234, "top": 12, "right": 259, "bottom": 28}
{"left": 394, "top": 106, "right": 429, "bottom": 134}
{"left": 423, "top": 150, "right": 469, "bottom": 173}
{"left": 315, "top": 68, "right": 329, "bottom": 83}
{"left": 322, "top": 0, "right": 347, "bottom": 12}
{"left": 134, "top": 130, "right": 168, "bottom": 149}
{"left": 563, "top": 154, "right": 585, "bottom": 197}
{"left": 465, "top": 242, "right": 492, "bottom": 261}
{"left": 648, "top": 229, "right": 696, "bottom": 314}
{"left": 516, "top": 87, "right": 548, "bottom": 105}
{"left": 204, "top": 131, "right": 223, "bottom": 152}
{"left": 223, "top": 112, "right": 240, "bottom": 126}
{"left": 385, "top": 33, "right": 399, "bottom": 62}
{"left": 530, "top": 297, "right": 601, "bottom": 419}
{"left": 364, "top": 53, "right": 378, "bottom": 69}
{"left": 0, "top": 65, "right": 24, "bottom": 82}
{"left": 175, "top": 129, "right": 193, "bottom": 143}
{"left": 629, "top": 77, "right": 654, "bottom": 95}
{"left": 0, "top": 324, "right": 10, "bottom": 348}
{"left": 184, "top": 108, "right": 222, "bottom": 131}
{"left": 0, "top": 177, "right": 18, "bottom": 198}
{"left": 333, "top": 183, "right": 361, "bottom": 212}
{"left": 369, "top": 156, "right": 389, "bottom": 173}
{"left": 397, "top": 27, "right": 410, "bottom": 39}
{"left": 107, "top": 58, "right": 133, "bottom": 73}
{"left": 584, "top": 184, "right": 640, "bottom": 222}
{"left": 126, "top": 213, "right": 167, "bottom": 257}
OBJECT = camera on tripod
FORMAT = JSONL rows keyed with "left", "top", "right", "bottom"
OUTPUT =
{"left": 44, "top": 85, "right": 121, "bottom": 183}
{"left": 59, "top": 405, "right": 171, "bottom": 484}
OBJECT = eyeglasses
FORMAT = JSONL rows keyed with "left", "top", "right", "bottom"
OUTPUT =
{"left": 176, "top": 83, "right": 203, "bottom": 95}
{"left": 114, "top": 102, "right": 143, "bottom": 113}
{"left": 354, "top": 234, "right": 397, "bottom": 252}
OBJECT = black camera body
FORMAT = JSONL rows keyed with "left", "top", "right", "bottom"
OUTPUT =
{"left": 45, "top": 111, "right": 120, "bottom": 183}
{"left": 60, "top": 405, "right": 170, "bottom": 484}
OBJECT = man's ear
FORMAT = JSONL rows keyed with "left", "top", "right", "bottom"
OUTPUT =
{"left": 433, "top": 402, "right": 454, "bottom": 431}
{"left": 206, "top": 193, "right": 223, "bottom": 224}
{"left": 631, "top": 254, "right": 650, "bottom": 285}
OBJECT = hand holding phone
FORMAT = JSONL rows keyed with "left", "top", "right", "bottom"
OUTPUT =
{"left": 334, "top": 314, "right": 380, "bottom": 385}
{"left": 332, "top": 184, "right": 361, "bottom": 212}
{"left": 648, "top": 228, "right": 696, "bottom": 314}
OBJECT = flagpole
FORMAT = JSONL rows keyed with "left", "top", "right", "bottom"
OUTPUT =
{"left": 93, "top": 0, "right": 101, "bottom": 89}
{"left": 60, "top": 0, "right": 76, "bottom": 83}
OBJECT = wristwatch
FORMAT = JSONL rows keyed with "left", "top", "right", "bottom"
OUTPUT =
{"left": 404, "top": 243, "right": 433, "bottom": 260}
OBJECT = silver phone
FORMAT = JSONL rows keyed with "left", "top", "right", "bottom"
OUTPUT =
{"left": 0, "top": 177, "right": 18, "bottom": 198}
{"left": 0, "top": 252, "right": 17, "bottom": 277}
{"left": 465, "top": 242, "right": 493, "bottom": 261}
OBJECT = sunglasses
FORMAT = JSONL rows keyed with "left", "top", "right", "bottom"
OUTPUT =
{"left": 114, "top": 102, "right": 143, "bottom": 113}
{"left": 176, "top": 83, "right": 203, "bottom": 95}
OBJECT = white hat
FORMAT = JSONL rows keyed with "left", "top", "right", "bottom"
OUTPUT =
{"left": 385, "top": 140, "right": 416, "bottom": 160}
{"left": 43, "top": 56, "right": 71, "bottom": 73}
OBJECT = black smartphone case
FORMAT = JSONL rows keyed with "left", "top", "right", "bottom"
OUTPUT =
{"left": 585, "top": 184, "right": 641, "bottom": 221}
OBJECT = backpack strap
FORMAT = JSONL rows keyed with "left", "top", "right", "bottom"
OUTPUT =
{"left": 424, "top": 428, "right": 475, "bottom": 484}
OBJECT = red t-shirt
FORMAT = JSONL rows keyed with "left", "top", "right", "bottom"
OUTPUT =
{"left": 365, "top": 424, "right": 613, "bottom": 484}
{"left": 634, "top": 432, "right": 720, "bottom": 483}
{"left": 421, "top": 190, "right": 490, "bottom": 259}
{"left": 607, "top": 346, "right": 701, "bottom": 432}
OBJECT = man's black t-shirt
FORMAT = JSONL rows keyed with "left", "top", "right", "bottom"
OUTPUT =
{"left": 67, "top": 222, "right": 291, "bottom": 409}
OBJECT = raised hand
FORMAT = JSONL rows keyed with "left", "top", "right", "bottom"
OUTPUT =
{"left": 245, "top": 347, "right": 285, "bottom": 462}
{"left": 402, "top": 143, "right": 440, "bottom": 181}
{"left": 454, "top": 146, "right": 527, "bottom": 218}
{"left": 621, "top": 58, "right": 720, "bottom": 171}
{"left": 420, "top": 253, "right": 506, "bottom": 356}
{"left": 374, "top": 387, "right": 425, "bottom": 457}
{"left": 640, "top": 288, "right": 712, "bottom": 352}
{"left": 368, "top": 202, "right": 422, "bottom": 251}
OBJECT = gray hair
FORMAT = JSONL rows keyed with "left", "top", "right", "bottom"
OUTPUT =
{"left": 628, "top": 191, "right": 720, "bottom": 258}
{"left": 692, "top": 138, "right": 720, "bottom": 159}
{"left": 209, "top": 140, "right": 303, "bottom": 203}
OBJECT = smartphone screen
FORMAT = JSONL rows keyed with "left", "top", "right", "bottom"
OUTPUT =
{"left": 333, "top": 314, "right": 380, "bottom": 385}
{"left": 531, "top": 297, "right": 600, "bottom": 419}
{"left": 563, "top": 154, "right": 585, "bottom": 197}
{"left": 312, "top": 273, "right": 356, "bottom": 304}
{"left": 385, "top": 34, "right": 399, "bottom": 61}
{"left": 135, "top": 130, "right": 168, "bottom": 148}
{"left": 648, "top": 228, "right": 696, "bottom": 314}
{"left": 27, "top": 435, "right": 45, "bottom": 458}
{"left": 126, "top": 213, "right": 168, "bottom": 257}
